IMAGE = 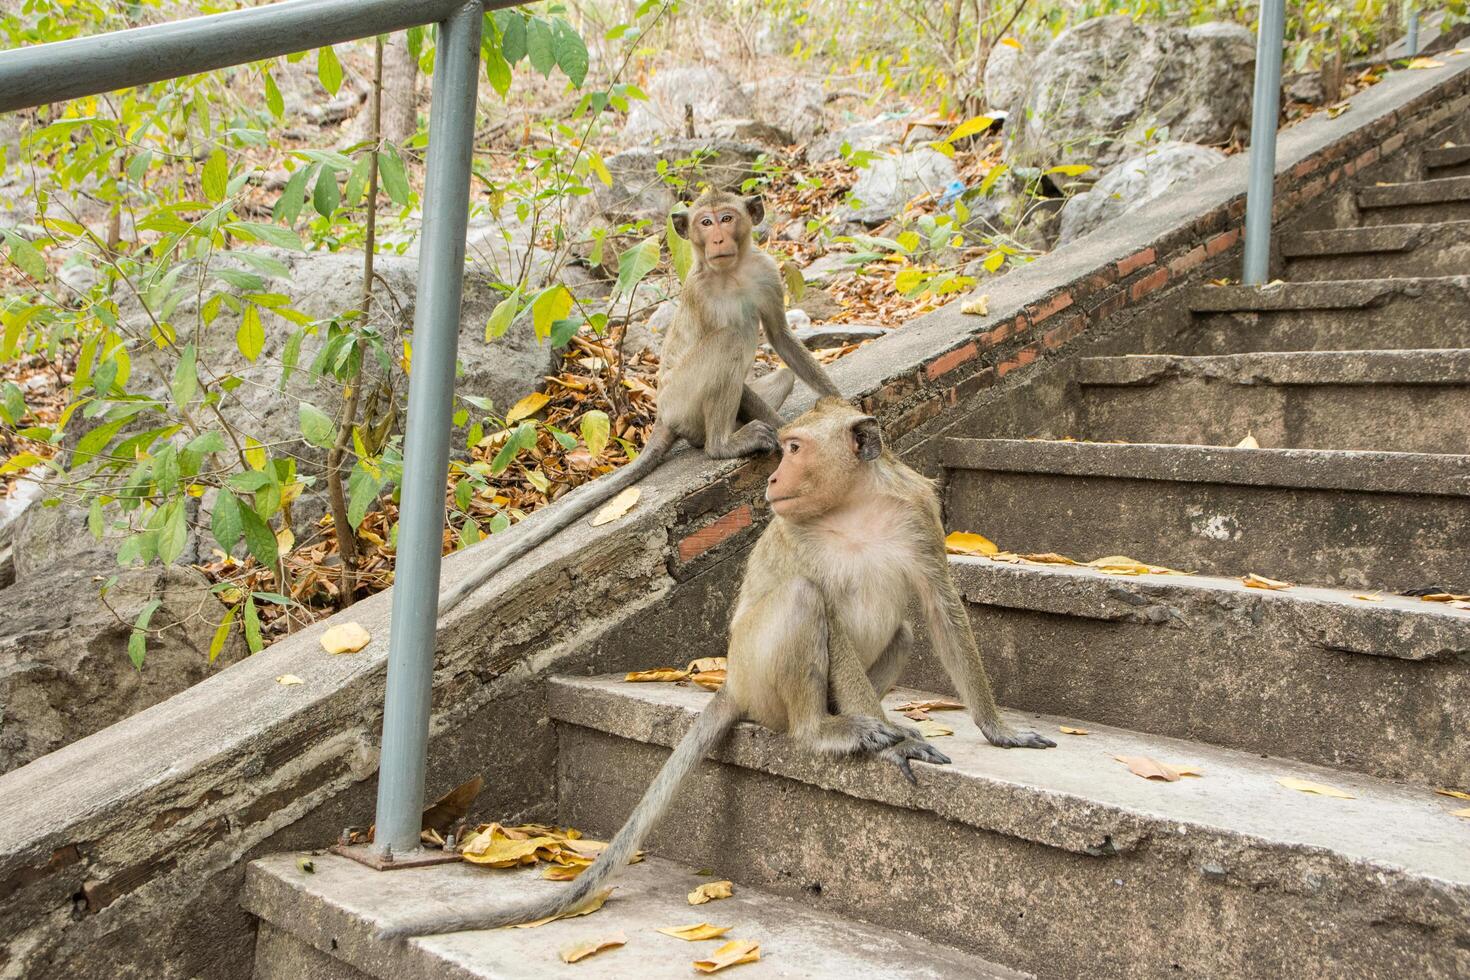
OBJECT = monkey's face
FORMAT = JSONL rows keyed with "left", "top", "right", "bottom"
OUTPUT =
{"left": 694, "top": 206, "right": 748, "bottom": 269}
{"left": 766, "top": 404, "right": 883, "bottom": 522}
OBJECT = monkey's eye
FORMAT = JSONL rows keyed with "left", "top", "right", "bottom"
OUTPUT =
{"left": 700, "top": 216, "right": 713, "bottom": 226}
{"left": 721, "top": 213, "right": 733, "bottom": 223}
{"left": 785, "top": 441, "right": 799, "bottom": 455}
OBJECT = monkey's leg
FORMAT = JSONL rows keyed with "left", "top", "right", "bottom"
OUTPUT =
{"left": 746, "top": 368, "right": 795, "bottom": 415}
{"left": 866, "top": 624, "right": 913, "bottom": 697}
{"left": 705, "top": 384, "right": 778, "bottom": 458}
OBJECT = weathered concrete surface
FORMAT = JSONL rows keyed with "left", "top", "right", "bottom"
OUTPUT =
{"left": 550, "top": 678, "right": 1470, "bottom": 980}
{"left": 1358, "top": 175, "right": 1470, "bottom": 224}
{"left": 1073, "top": 350, "right": 1470, "bottom": 452}
{"left": 243, "top": 853, "right": 1025, "bottom": 980}
{"left": 1424, "top": 142, "right": 1470, "bottom": 177}
{"left": 1282, "top": 220, "right": 1470, "bottom": 278}
{"left": 941, "top": 558, "right": 1470, "bottom": 786}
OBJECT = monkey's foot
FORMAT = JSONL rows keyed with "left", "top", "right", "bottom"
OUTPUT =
{"left": 980, "top": 723, "right": 1056, "bottom": 750}
{"left": 750, "top": 419, "right": 780, "bottom": 454}
{"left": 880, "top": 738, "right": 953, "bottom": 784}
{"left": 850, "top": 716, "right": 910, "bottom": 754}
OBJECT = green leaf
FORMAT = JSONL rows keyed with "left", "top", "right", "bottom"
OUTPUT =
{"left": 239, "top": 505, "right": 279, "bottom": 569}
{"left": 73, "top": 416, "right": 128, "bottom": 469}
{"left": 530, "top": 285, "right": 573, "bottom": 341}
{"left": 236, "top": 305, "right": 264, "bottom": 362}
{"left": 980, "top": 163, "right": 1009, "bottom": 196}
{"left": 263, "top": 70, "right": 285, "bottom": 118}
{"left": 500, "top": 13, "right": 527, "bottom": 63}
{"left": 229, "top": 221, "right": 303, "bottom": 251}
{"left": 186, "top": 431, "right": 227, "bottom": 457}
{"left": 172, "top": 344, "right": 198, "bottom": 408}
{"left": 129, "top": 598, "right": 163, "bottom": 670}
{"left": 208, "top": 606, "right": 238, "bottom": 662}
{"left": 215, "top": 268, "right": 266, "bottom": 291}
{"left": 526, "top": 18, "right": 555, "bottom": 76}
{"left": 1042, "top": 164, "right": 1093, "bottom": 177}
{"left": 552, "top": 19, "right": 589, "bottom": 87}
{"left": 347, "top": 462, "right": 382, "bottom": 529}
{"left": 666, "top": 215, "right": 693, "bottom": 281}
{"left": 549, "top": 317, "right": 582, "bottom": 348}
{"left": 157, "top": 501, "right": 187, "bottom": 564}
{"left": 615, "top": 236, "right": 660, "bottom": 298}
{"left": 313, "top": 167, "right": 341, "bottom": 218}
{"left": 299, "top": 403, "right": 336, "bottom": 449}
{"left": 202, "top": 149, "right": 228, "bottom": 203}
{"left": 0, "top": 381, "right": 25, "bottom": 425}
{"left": 88, "top": 497, "right": 104, "bottom": 540}
{"left": 243, "top": 595, "right": 263, "bottom": 653}
{"left": 152, "top": 445, "right": 180, "bottom": 495}
{"left": 211, "top": 490, "right": 244, "bottom": 553}
{"left": 485, "top": 292, "right": 519, "bottom": 340}
{"left": 0, "top": 451, "right": 41, "bottom": 476}
{"left": 317, "top": 46, "right": 344, "bottom": 95}
{"left": 378, "top": 146, "right": 412, "bottom": 206}
{"left": 3, "top": 231, "right": 46, "bottom": 280}
{"left": 581, "top": 410, "right": 611, "bottom": 456}
{"left": 273, "top": 165, "right": 311, "bottom": 225}
{"left": 485, "top": 44, "right": 512, "bottom": 97}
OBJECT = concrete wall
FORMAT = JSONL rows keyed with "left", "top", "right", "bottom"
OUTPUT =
{"left": 2, "top": 52, "right": 1469, "bottom": 980}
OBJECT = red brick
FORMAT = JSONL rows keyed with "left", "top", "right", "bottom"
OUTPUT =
{"left": 1129, "top": 266, "right": 1170, "bottom": 301}
{"left": 894, "top": 395, "right": 944, "bottom": 432}
{"left": 1116, "top": 247, "right": 1155, "bottom": 277}
{"left": 1298, "top": 176, "right": 1326, "bottom": 202}
{"left": 954, "top": 366, "right": 996, "bottom": 401}
{"left": 924, "top": 341, "right": 978, "bottom": 381}
{"left": 677, "top": 505, "right": 753, "bottom": 562}
{"left": 978, "top": 320, "right": 1012, "bottom": 348}
{"left": 1382, "top": 132, "right": 1406, "bottom": 155}
{"left": 1291, "top": 157, "right": 1321, "bottom": 180}
{"left": 1354, "top": 147, "right": 1380, "bottom": 171}
{"left": 1228, "top": 199, "right": 1248, "bottom": 220}
{"left": 1205, "top": 227, "right": 1240, "bottom": 257}
{"left": 1168, "top": 245, "right": 1207, "bottom": 275}
{"left": 1093, "top": 290, "right": 1128, "bottom": 321}
{"left": 1042, "top": 315, "right": 1086, "bottom": 350}
{"left": 1029, "top": 290, "right": 1074, "bottom": 325}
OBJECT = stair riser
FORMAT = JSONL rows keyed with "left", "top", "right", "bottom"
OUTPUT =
{"left": 557, "top": 727, "right": 1470, "bottom": 980}
{"left": 1181, "top": 305, "right": 1470, "bottom": 353}
{"left": 1284, "top": 243, "right": 1470, "bottom": 279}
{"left": 944, "top": 470, "right": 1470, "bottom": 592}
{"left": 1076, "top": 380, "right": 1470, "bottom": 453}
{"left": 935, "top": 600, "right": 1470, "bottom": 787}
{"left": 1361, "top": 199, "right": 1470, "bottom": 225}
{"left": 1426, "top": 160, "right": 1470, "bottom": 179}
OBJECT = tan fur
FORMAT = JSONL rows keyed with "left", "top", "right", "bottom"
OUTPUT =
{"left": 388, "top": 401, "right": 1050, "bottom": 940}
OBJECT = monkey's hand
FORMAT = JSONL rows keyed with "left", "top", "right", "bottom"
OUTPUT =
{"left": 749, "top": 419, "right": 780, "bottom": 454}
{"left": 980, "top": 721, "right": 1056, "bottom": 749}
{"left": 880, "top": 737, "right": 952, "bottom": 784}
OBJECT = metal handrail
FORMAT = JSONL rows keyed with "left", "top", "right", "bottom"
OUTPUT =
{"left": 1242, "top": 0, "right": 1286, "bottom": 284}
{"left": 0, "top": 0, "right": 499, "bottom": 860}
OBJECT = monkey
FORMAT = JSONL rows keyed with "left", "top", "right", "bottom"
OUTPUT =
{"left": 438, "top": 189, "right": 840, "bottom": 615}
{"left": 381, "top": 398, "right": 1052, "bottom": 939}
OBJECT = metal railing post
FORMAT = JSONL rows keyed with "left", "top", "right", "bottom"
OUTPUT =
{"left": 1407, "top": 7, "right": 1421, "bottom": 57}
{"left": 372, "top": 0, "right": 483, "bottom": 859}
{"left": 1242, "top": 0, "right": 1287, "bottom": 285}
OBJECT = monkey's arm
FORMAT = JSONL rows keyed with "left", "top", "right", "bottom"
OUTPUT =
{"left": 758, "top": 289, "right": 842, "bottom": 399}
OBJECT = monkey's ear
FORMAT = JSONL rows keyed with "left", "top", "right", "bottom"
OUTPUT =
{"left": 849, "top": 415, "right": 883, "bottom": 461}
{"left": 670, "top": 208, "right": 690, "bottom": 239}
{"left": 744, "top": 195, "right": 765, "bottom": 227}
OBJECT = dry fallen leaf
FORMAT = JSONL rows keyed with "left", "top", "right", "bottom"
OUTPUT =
{"left": 1326, "top": 102, "right": 1350, "bottom": 118}
{"left": 320, "top": 621, "right": 372, "bottom": 653}
{"left": 1242, "top": 573, "right": 1292, "bottom": 591}
{"left": 505, "top": 391, "right": 551, "bottom": 422}
{"left": 915, "top": 719, "right": 954, "bottom": 738}
{"left": 1088, "top": 555, "right": 1184, "bottom": 576}
{"left": 462, "top": 833, "right": 559, "bottom": 866}
{"left": 686, "top": 657, "right": 727, "bottom": 674}
{"left": 560, "top": 932, "right": 626, "bottom": 964}
{"left": 1059, "top": 725, "right": 1090, "bottom": 735}
{"left": 590, "top": 486, "right": 640, "bottom": 526}
{"left": 693, "top": 939, "right": 761, "bottom": 974}
{"left": 625, "top": 667, "right": 689, "bottom": 682}
{"left": 657, "top": 923, "right": 732, "bottom": 942}
{"left": 1352, "top": 593, "right": 1383, "bottom": 602}
{"left": 1114, "top": 755, "right": 1202, "bottom": 782}
{"left": 1435, "top": 788, "right": 1470, "bottom": 801}
{"left": 1277, "top": 776, "right": 1354, "bottom": 799}
{"left": 1235, "top": 433, "right": 1259, "bottom": 449}
{"left": 1407, "top": 57, "right": 1445, "bottom": 69}
{"left": 902, "top": 709, "right": 929, "bottom": 721}
{"left": 275, "top": 674, "right": 305, "bottom": 686}
{"left": 960, "top": 295, "right": 989, "bottom": 316}
{"left": 1419, "top": 592, "right": 1470, "bottom": 603}
{"left": 690, "top": 670, "right": 726, "bottom": 691}
{"left": 1453, "top": 808, "right": 1470, "bottom": 819}
{"left": 944, "top": 531, "right": 999, "bottom": 556}
{"left": 422, "top": 775, "right": 483, "bottom": 836}
{"left": 895, "top": 698, "right": 965, "bottom": 713}
{"left": 513, "top": 888, "right": 613, "bottom": 928}
{"left": 688, "top": 880, "right": 734, "bottom": 905}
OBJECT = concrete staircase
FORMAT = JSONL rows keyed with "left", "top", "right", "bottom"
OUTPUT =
{"left": 248, "top": 145, "right": 1470, "bottom": 978}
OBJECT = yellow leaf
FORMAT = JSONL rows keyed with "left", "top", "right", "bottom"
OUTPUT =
{"left": 960, "top": 295, "right": 989, "bottom": 316}
{"left": 542, "top": 863, "right": 588, "bottom": 880}
{"left": 1419, "top": 592, "right": 1470, "bottom": 602}
{"left": 1277, "top": 776, "right": 1354, "bottom": 799}
{"left": 690, "top": 670, "right": 726, "bottom": 691}
{"left": 1087, "top": 555, "right": 1184, "bottom": 576}
{"left": 688, "top": 880, "right": 733, "bottom": 905}
{"left": 1407, "top": 57, "right": 1445, "bottom": 69}
{"left": 1454, "top": 808, "right": 1470, "bottom": 819}
{"left": 1059, "top": 725, "right": 1090, "bottom": 735}
{"left": 657, "top": 923, "right": 732, "bottom": 942}
{"left": 625, "top": 667, "right": 689, "bottom": 682}
{"left": 513, "top": 888, "right": 612, "bottom": 928}
{"left": 560, "top": 932, "right": 626, "bottom": 963}
{"left": 320, "top": 621, "right": 371, "bottom": 654}
{"left": 686, "top": 656, "right": 727, "bottom": 674}
{"left": 462, "top": 833, "right": 558, "bottom": 866}
{"left": 1114, "top": 755, "right": 1202, "bottom": 782}
{"left": 916, "top": 719, "right": 953, "bottom": 738}
{"left": 590, "top": 486, "right": 640, "bottom": 526}
{"left": 1352, "top": 593, "right": 1383, "bottom": 602}
{"left": 944, "top": 531, "right": 998, "bottom": 556}
{"left": 276, "top": 526, "right": 295, "bottom": 555}
{"left": 945, "top": 115, "right": 995, "bottom": 143}
{"left": 693, "top": 939, "right": 760, "bottom": 974}
{"left": 506, "top": 391, "right": 550, "bottom": 422}
{"left": 999, "top": 37, "right": 1022, "bottom": 49}
{"left": 1241, "top": 573, "right": 1292, "bottom": 591}
{"left": 894, "top": 698, "right": 964, "bottom": 713}
{"left": 275, "top": 674, "right": 305, "bottom": 686}
{"left": 1235, "top": 433, "right": 1259, "bottom": 449}
{"left": 1018, "top": 552, "right": 1080, "bottom": 566}
{"left": 1434, "top": 788, "right": 1470, "bottom": 801}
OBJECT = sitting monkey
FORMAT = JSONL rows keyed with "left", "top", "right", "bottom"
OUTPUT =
{"left": 382, "top": 398, "right": 1052, "bottom": 939}
{"left": 438, "top": 189, "right": 839, "bottom": 615}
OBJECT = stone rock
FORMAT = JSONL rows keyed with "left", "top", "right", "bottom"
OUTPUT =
{"left": 709, "top": 118, "right": 794, "bottom": 146}
{"left": 1058, "top": 141, "right": 1226, "bottom": 244}
{"left": 800, "top": 252, "right": 863, "bottom": 286}
{"left": 846, "top": 149, "right": 959, "bottom": 224}
{"left": 11, "top": 501, "right": 128, "bottom": 582}
{"left": 0, "top": 561, "right": 245, "bottom": 774}
{"left": 807, "top": 118, "right": 904, "bottom": 163}
{"left": 795, "top": 287, "right": 842, "bottom": 321}
{"left": 984, "top": 40, "right": 1032, "bottom": 113}
{"left": 1005, "top": 16, "right": 1254, "bottom": 175}
{"left": 785, "top": 309, "right": 812, "bottom": 332}
{"left": 580, "top": 141, "right": 766, "bottom": 228}
{"left": 622, "top": 65, "right": 754, "bottom": 142}
{"left": 1284, "top": 72, "right": 1326, "bottom": 105}
{"left": 740, "top": 75, "right": 828, "bottom": 143}
{"left": 793, "top": 324, "right": 888, "bottom": 349}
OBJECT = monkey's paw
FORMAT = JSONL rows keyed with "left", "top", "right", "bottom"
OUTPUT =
{"left": 851, "top": 716, "right": 909, "bottom": 753}
{"left": 751, "top": 420, "right": 780, "bottom": 454}
{"left": 982, "top": 725, "right": 1056, "bottom": 749}
{"left": 880, "top": 738, "right": 953, "bottom": 784}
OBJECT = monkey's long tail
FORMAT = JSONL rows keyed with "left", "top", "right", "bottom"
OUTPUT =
{"left": 376, "top": 689, "right": 743, "bottom": 939}
{"left": 437, "top": 425, "right": 678, "bottom": 617}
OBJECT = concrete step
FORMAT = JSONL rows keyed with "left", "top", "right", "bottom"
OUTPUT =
{"left": 1180, "top": 277, "right": 1470, "bottom": 353}
{"left": 935, "top": 556, "right": 1470, "bottom": 787}
{"left": 1357, "top": 175, "right": 1470, "bottom": 224}
{"left": 1424, "top": 142, "right": 1470, "bottom": 178}
{"left": 940, "top": 438, "right": 1470, "bottom": 593}
{"left": 550, "top": 676, "right": 1470, "bottom": 979}
{"left": 243, "top": 852, "right": 1025, "bottom": 980}
{"left": 1280, "top": 221, "right": 1470, "bottom": 279}
{"left": 1072, "top": 350, "right": 1470, "bottom": 454}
